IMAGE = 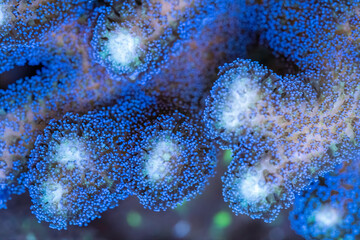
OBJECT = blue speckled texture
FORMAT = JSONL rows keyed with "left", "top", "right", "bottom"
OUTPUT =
{"left": 0, "top": 0, "right": 360, "bottom": 239}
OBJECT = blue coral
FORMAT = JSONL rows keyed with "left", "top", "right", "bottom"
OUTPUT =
{"left": 0, "top": 0, "right": 360, "bottom": 236}
{"left": 0, "top": 0, "right": 92, "bottom": 46}
{"left": 0, "top": 44, "right": 80, "bottom": 209}
{"left": 126, "top": 111, "right": 217, "bottom": 211}
{"left": 290, "top": 155, "right": 360, "bottom": 240}
{"left": 210, "top": 57, "right": 360, "bottom": 223}
{"left": 222, "top": 133, "right": 294, "bottom": 223}
{"left": 204, "top": 59, "right": 275, "bottom": 147}
{"left": 146, "top": 0, "right": 253, "bottom": 110}
{"left": 25, "top": 84, "right": 165, "bottom": 228}
{"left": 90, "top": 0, "right": 215, "bottom": 82}
{"left": 248, "top": 0, "right": 360, "bottom": 70}
{"left": 27, "top": 112, "right": 130, "bottom": 230}
{"left": 27, "top": 87, "right": 159, "bottom": 229}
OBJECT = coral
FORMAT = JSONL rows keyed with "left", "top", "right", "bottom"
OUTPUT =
{"left": 126, "top": 111, "right": 217, "bottom": 211}
{"left": 27, "top": 88, "right": 158, "bottom": 229}
{"left": 222, "top": 133, "right": 293, "bottom": 222}
{"left": 249, "top": 0, "right": 360, "bottom": 70}
{"left": 27, "top": 111, "right": 130, "bottom": 230}
{"left": 145, "top": 0, "right": 252, "bottom": 109}
{"left": 0, "top": 0, "right": 91, "bottom": 46}
{"left": 0, "top": 44, "right": 80, "bottom": 208}
{"left": 211, "top": 53, "right": 360, "bottom": 221}
{"left": 204, "top": 0, "right": 360, "bottom": 223}
{"left": 0, "top": 0, "right": 360, "bottom": 237}
{"left": 206, "top": 59, "right": 316, "bottom": 221}
{"left": 290, "top": 155, "right": 360, "bottom": 240}
{"left": 90, "top": 0, "right": 214, "bottom": 81}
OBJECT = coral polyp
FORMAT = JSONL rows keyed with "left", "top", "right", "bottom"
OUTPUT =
{"left": 207, "top": 44, "right": 360, "bottom": 221}
{"left": 27, "top": 112, "right": 130, "bottom": 230}
{"left": 0, "top": 44, "right": 80, "bottom": 208}
{"left": 222, "top": 133, "right": 291, "bottom": 222}
{"left": 90, "top": 0, "right": 212, "bottom": 80}
{"left": 127, "top": 111, "right": 217, "bottom": 211}
{"left": 1, "top": 0, "right": 360, "bottom": 238}
{"left": 290, "top": 156, "right": 360, "bottom": 240}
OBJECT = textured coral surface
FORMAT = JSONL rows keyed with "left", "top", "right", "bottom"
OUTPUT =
{"left": 1, "top": 0, "right": 360, "bottom": 239}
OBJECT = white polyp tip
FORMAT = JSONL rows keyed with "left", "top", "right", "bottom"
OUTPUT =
{"left": 145, "top": 141, "right": 179, "bottom": 181}
{"left": 239, "top": 171, "right": 270, "bottom": 202}
{"left": 315, "top": 205, "right": 340, "bottom": 228}
{"left": 107, "top": 29, "right": 141, "bottom": 67}
{"left": 55, "top": 141, "right": 86, "bottom": 168}
{"left": 43, "top": 182, "right": 67, "bottom": 210}
{"left": 221, "top": 77, "right": 259, "bottom": 129}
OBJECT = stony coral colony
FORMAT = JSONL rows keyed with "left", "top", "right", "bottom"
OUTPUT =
{"left": 0, "top": 0, "right": 359, "bottom": 238}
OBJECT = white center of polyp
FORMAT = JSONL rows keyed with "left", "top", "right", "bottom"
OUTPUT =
{"left": 146, "top": 141, "right": 179, "bottom": 181}
{"left": 239, "top": 171, "right": 270, "bottom": 202}
{"left": 315, "top": 205, "right": 340, "bottom": 228}
{"left": 55, "top": 141, "right": 85, "bottom": 168}
{"left": 107, "top": 29, "right": 140, "bottom": 67}
{"left": 221, "top": 77, "right": 259, "bottom": 130}
{"left": 44, "top": 182, "right": 66, "bottom": 210}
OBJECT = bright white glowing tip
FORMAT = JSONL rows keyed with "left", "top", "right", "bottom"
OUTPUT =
{"left": 55, "top": 141, "right": 86, "bottom": 169}
{"left": 239, "top": 171, "right": 271, "bottom": 202}
{"left": 221, "top": 77, "right": 259, "bottom": 130}
{"left": 106, "top": 29, "right": 141, "bottom": 67}
{"left": 146, "top": 141, "right": 179, "bottom": 181}
{"left": 43, "top": 182, "right": 67, "bottom": 210}
{"left": 314, "top": 205, "right": 341, "bottom": 228}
